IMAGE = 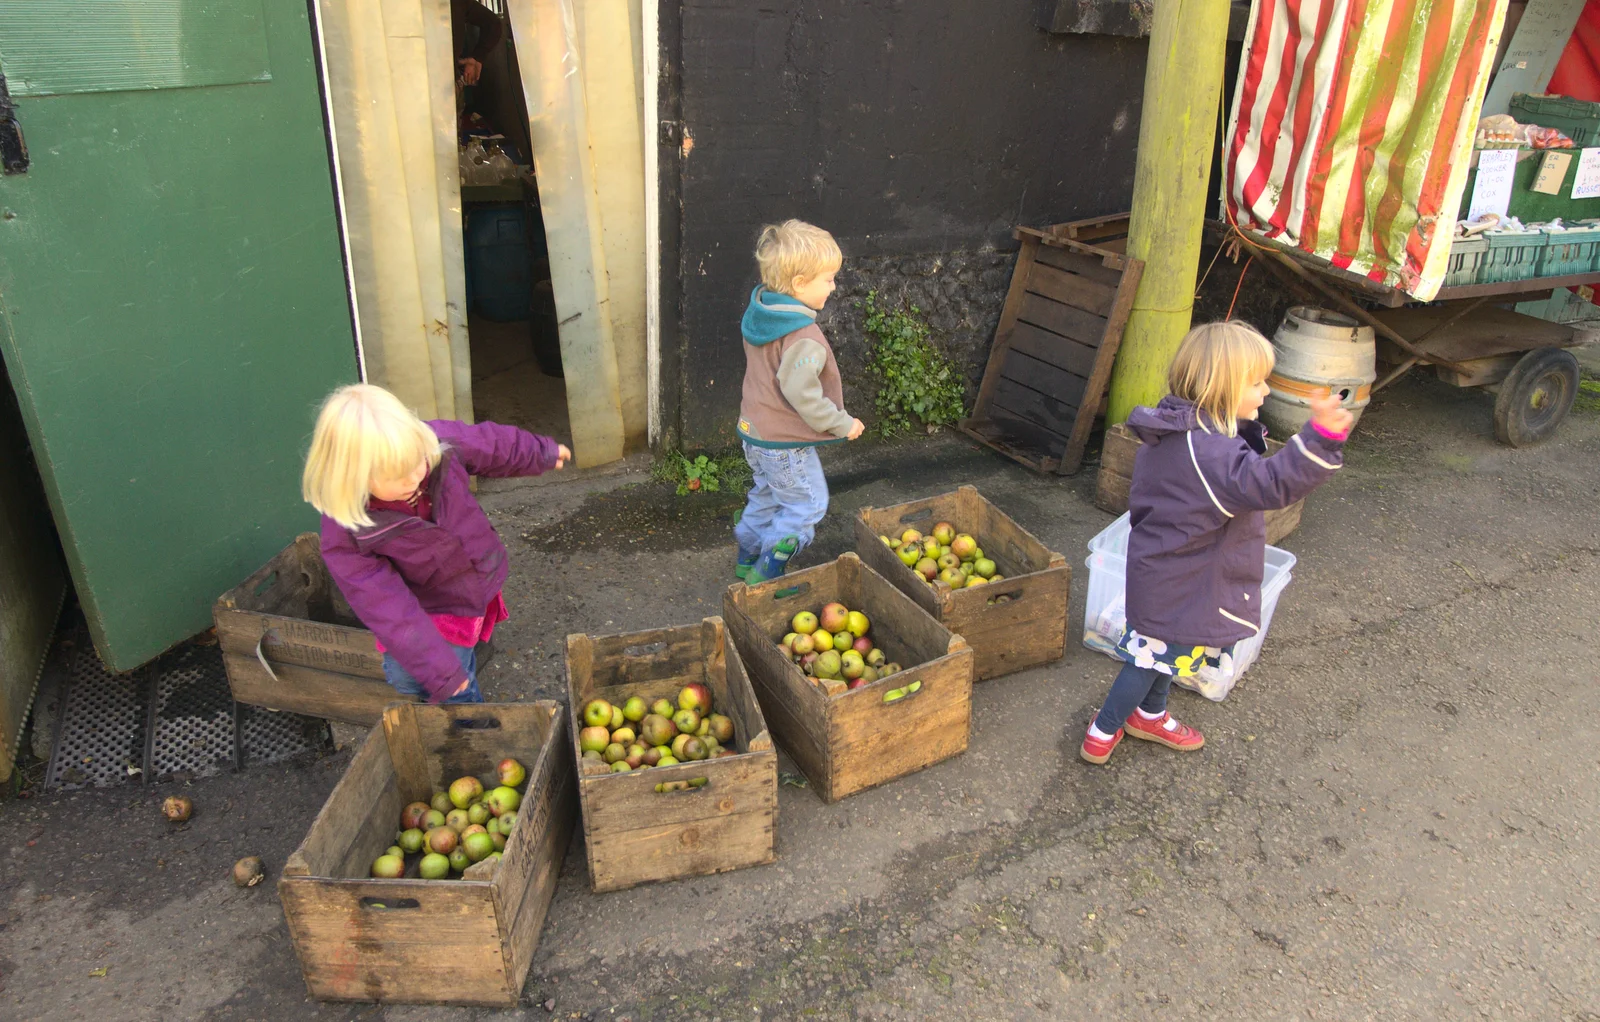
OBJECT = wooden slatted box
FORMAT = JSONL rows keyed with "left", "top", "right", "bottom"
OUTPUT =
{"left": 565, "top": 617, "right": 777, "bottom": 893}
{"left": 214, "top": 533, "right": 399, "bottom": 725}
{"left": 1095, "top": 423, "right": 1305, "bottom": 544}
{"left": 723, "top": 553, "right": 974, "bottom": 803}
{"left": 961, "top": 218, "right": 1144, "bottom": 475}
{"left": 279, "top": 702, "right": 576, "bottom": 1006}
{"left": 854, "top": 486, "right": 1070, "bottom": 681}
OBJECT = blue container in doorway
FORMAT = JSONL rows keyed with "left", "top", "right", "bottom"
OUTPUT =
{"left": 466, "top": 205, "right": 533, "bottom": 321}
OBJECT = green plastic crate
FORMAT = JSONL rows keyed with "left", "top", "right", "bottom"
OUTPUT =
{"left": 1480, "top": 231, "right": 1549, "bottom": 284}
{"left": 1536, "top": 225, "right": 1600, "bottom": 276}
{"left": 1510, "top": 93, "right": 1600, "bottom": 146}
{"left": 1443, "top": 235, "right": 1488, "bottom": 287}
{"left": 1516, "top": 286, "right": 1600, "bottom": 324}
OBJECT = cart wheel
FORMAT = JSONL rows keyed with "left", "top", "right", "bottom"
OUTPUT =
{"left": 1493, "top": 347, "right": 1580, "bottom": 447}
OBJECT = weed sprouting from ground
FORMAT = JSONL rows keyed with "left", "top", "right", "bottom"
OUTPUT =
{"left": 653, "top": 449, "right": 753, "bottom": 496}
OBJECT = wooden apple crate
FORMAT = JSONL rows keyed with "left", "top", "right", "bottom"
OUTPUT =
{"left": 279, "top": 701, "right": 576, "bottom": 1007}
{"left": 723, "top": 553, "right": 974, "bottom": 803}
{"left": 1095, "top": 423, "right": 1305, "bottom": 544}
{"left": 214, "top": 533, "right": 401, "bottom": 725}
{"left": 854, "top": 485, "right": 1070, "bottom": 681}
{"left": 565, "top": 617, "right": 777, "bottom": 893}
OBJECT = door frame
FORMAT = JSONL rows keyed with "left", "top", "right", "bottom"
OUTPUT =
{"left": 307, "top": 0, "right": 655, "bottom": 463}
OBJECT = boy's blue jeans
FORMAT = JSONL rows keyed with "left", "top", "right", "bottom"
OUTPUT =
{"left": 735, "top": 443, "right": 830, "bottom": 561}
{"left": 383, "top": 643, "right": 484, "bottom": 704}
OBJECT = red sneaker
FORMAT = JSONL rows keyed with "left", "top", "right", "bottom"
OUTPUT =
{"left": 1080, "top": 726, "right": 1123, "bottom": 765}
{"left": 1123, "top": 711, "right": 1205, "bottom": 751}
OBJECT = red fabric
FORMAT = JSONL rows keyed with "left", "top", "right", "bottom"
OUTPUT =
{"left": 1549, "top": 0, "right": 1600, "bottom": 102}
{"left": 374, "top": 591, "right": 507, "bottom": 652}
{"left": 368, "top": 488, "right": 433, "bottom": 521}
{"left": 367, "top": 478, "right": 508, "bottom": 651}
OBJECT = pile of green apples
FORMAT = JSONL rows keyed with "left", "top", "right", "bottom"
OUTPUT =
{"left": 878, "top": 520, "right": 1004, "bottom": 592}
{"left": 370, "top": 758, "right": 527, "bottom": 880}
{"left": 578, "top": 683, "right": 737, "bottom": 778}
{"left": 777, "top": 602, "right": 904, "bottom": 693}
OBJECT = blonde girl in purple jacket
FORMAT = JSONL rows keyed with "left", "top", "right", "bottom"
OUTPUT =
{"left": 1082, "top": 322, "right": 1352, "bottom": 765}
{"left": 302, "top": 385, "right": 569, "bottom": 704}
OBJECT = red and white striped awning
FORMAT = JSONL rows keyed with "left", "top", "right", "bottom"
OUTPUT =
{"left": 1223, "top": 0, "right": 1509, "bottom": 301}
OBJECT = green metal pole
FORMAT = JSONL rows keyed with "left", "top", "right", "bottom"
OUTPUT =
{"left": 1106, "top": 0, "right": 1233, "bottom": 425}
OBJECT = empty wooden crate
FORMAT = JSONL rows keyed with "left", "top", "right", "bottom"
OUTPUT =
{"left": 279, "top": 702, "right": 575, "bottom": 1006}
{"left": 214, "top": 533, "right": 399, "bottom": 725}
{"left": 565, "top": 617, "right": 777, "bottom": 893}
{"left": 855, "top": 486, "right": 1070, "bottom": 681}
{"left": 1095, "top": 423, "right": 1304, "bottom": 544}
{"left": 723, "top": 553, "right": 974, "bottom": 803}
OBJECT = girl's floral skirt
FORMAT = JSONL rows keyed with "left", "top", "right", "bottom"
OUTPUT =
{"left": 1113, "top": 628, "right": 1241, "bottom": 700}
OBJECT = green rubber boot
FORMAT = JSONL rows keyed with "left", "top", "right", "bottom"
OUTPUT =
{"left": 744, "top": 536, "right": 799, "bottom": 584}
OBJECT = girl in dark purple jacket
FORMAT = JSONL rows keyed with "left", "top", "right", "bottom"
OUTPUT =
{"left": 302, "top": 385, "right": 570, "bottom": 704}
{"left": 1082, "top": 322, "right": 1352, "bottom": 765}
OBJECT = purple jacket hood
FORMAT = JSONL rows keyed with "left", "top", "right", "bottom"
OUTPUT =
{"left": 320, "top": 419, "right": 561, "bottom": 701}
{"left": 1122, "top": 396, "right": 1344, "bottom": 647}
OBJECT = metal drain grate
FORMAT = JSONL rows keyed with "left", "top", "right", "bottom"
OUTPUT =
{"left": 237, "top": 702, "right": 331, "bottom": 769}
{"left": 46, "top": 635, "right": 332, "bottom": 790}
{"left": 146, "top": 644, "right": 236, "bottom": 781}
{"left": 46, "top": 640, "right": 148, "bottom": 789}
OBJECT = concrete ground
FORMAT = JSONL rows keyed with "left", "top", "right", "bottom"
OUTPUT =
{"left": 3, "top": 370, "right": 1598, "bottom": 1021}
{"left": 469, "top": 313, "right": 571, "bottom": 445}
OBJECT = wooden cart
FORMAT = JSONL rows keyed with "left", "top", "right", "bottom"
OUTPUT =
{"left": 1215, "top": 222, "right": 1596, "bottom": 448}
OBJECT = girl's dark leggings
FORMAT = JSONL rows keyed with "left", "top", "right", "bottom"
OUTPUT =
{"left": 1094, "top": 662, "right": 1171, "bottom": 733}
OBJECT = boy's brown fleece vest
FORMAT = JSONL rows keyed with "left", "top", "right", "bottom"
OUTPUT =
{"left": 738, "top": 324, "right": 846, "bottom": 447}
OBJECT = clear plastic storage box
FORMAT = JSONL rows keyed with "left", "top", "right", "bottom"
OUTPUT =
{"left": 1082, "top": 513, "right": 1296, "bottom": 700}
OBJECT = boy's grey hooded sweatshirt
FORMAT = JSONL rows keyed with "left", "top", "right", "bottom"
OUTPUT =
{"left": 737, "top": 286, "right": 853, "bottom": 448}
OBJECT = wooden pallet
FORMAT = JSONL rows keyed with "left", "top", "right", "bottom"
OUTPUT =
{"left": 961, "top": 214, "right": 1143, "bottom": 475}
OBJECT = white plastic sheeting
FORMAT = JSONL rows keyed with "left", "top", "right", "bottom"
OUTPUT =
{"left": 315, "top": 0, "right": 472, "bottom": 421}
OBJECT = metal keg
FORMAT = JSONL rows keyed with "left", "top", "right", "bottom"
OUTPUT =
{"left": 1261, "top": 306, "right": 1376, "bottom": 435}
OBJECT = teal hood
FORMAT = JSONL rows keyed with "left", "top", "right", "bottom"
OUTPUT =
{"left": 740, "top": 286, "right": 818, "bottom": 345}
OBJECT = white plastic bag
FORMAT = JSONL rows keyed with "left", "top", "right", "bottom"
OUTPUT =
{"left": 459, "top": 139, "right": 490, "bottom": 185}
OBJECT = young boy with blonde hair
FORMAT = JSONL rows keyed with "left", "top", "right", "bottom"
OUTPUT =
{"left": 735, "top": 220, "right": 864, "bottom": 583}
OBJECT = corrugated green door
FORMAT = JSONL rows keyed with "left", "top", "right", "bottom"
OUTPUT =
{"left": 0, "top": 0, "right": 358, "bottom": 670}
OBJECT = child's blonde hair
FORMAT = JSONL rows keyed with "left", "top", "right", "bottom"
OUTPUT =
{"left": 302, "top": 384, "right": 442, "bottom": 529}
{"left": 1167, "top": 321, "right": 1276, "bottom": 438}
{"left": 755, "top": 220, "right": 842, "bottom": 293}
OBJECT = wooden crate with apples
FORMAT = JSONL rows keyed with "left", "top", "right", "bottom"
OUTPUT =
{"left": 723, "top": 553, "right": 974, "bottom": 803}
{"left": 855, "top": 486, "right": 1070, "bottom": 681}
{"left": 278, "top": 702, "right": 575, "bottom": 1006}
{"left": 565, "top": 617, "right": 777, "bottom": 893}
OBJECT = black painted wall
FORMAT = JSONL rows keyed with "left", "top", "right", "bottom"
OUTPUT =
{"left": 662, "top": 1, "right": 1149, "bottom": 448}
